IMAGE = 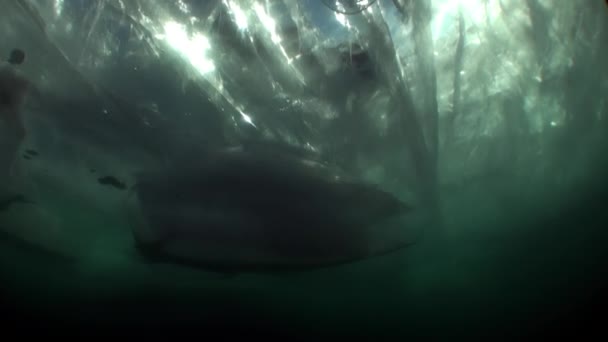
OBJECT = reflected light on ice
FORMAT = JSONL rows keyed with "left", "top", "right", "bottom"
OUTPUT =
{"left": 54, "top": 0, "right": 64, "bottom": 17}
{"left": 158, "top": 21, "right": 215, "bottom": 75}
{"left": 225, "top": 0, "right": 248, "bottom": 31}
{"left": 240, "top": 111, "right": 256, "bottom": 127}
{"left": 254, "top": 3, "right": 281, "bottom": 44}
{"left": 432, "top": 0, "right": 502, "bottom": 40}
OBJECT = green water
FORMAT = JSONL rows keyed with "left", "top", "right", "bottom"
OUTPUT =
{"left": 2, "top": 168, "right": 606, "bottom": 339}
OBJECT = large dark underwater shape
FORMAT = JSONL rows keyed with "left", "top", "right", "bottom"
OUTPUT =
{"left": 1, "top": 0, "right": 607, "bottom": 339}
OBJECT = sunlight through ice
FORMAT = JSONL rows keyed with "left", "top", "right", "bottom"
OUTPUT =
{"left": 158, "top": 21, "right": 215, "bottom": 75}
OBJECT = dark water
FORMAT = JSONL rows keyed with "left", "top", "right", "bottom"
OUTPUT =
{"left": 1, "top": 0, "right": 608, "bottom": 339}
{"left": 2, "top": 167, "right": 607, "bottom": 339}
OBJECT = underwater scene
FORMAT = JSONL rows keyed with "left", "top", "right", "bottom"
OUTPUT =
{"left": 1, "top": 0, "right": 607, "bottom": 338}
